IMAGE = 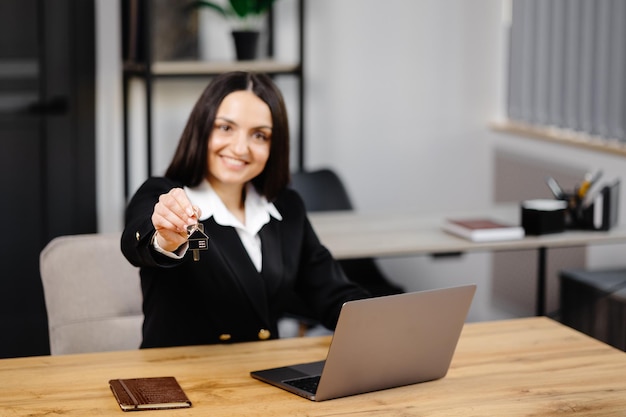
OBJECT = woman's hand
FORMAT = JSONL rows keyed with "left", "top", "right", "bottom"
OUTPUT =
{"left": 151, "top": 188, "right": 201, "bottom": 252}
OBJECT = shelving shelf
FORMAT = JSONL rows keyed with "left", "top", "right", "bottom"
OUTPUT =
{"left": 123, "top": 60, "right": 301, "bottom": 77}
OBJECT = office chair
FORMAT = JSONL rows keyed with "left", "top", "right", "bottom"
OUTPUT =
{"left": 285, "top": 168, "right": 404, "bottom": 330}
{"left": 40, "top": 233, "right": 143, "bottom": 354}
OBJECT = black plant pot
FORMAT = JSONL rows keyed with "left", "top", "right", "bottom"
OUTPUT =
{"left": 232, "top": 30, "right": 260, "bottom": 61}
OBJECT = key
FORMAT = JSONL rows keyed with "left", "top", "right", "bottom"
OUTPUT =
{"left": 187, "top": 222, "right": 209, "bottom": 261}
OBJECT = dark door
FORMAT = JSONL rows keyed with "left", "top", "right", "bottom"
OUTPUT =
{"left": 0, "top": 0, "right": 96, "bottom": 357}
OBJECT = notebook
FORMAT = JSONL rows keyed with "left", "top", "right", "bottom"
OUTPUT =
{"left": 251, "top": 284, "right": 476, "bottom": 401}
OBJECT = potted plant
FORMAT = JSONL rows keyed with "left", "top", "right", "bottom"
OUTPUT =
{"left": 191, "top": 0, "right": 277, "bottom": 61}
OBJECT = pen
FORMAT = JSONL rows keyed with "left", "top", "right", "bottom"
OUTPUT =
{"left": 545, "top": 176, "right": 564, "bottom": 199}
{"left": 577, "top": 170, "right": 603, "bottom": 199}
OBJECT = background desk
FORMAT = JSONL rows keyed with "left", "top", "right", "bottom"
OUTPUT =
{"left": 1, "top": 317, "right": 625, "bottom": 416}
{"left": 308, "top": 206, "right": 626, "bottom": 315}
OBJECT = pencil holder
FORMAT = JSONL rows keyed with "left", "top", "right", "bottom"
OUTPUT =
{"left": 560, "top": 180, "right": 620, "bottom": 231}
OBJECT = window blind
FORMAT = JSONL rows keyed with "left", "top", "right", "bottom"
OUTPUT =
{"left": 507, "top": 0, "right": 626, "bottom": 142}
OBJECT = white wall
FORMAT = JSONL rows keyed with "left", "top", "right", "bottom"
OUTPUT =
{"left": 95, "top": 0, "right": 626, "bottom": 322}
{"left": 95, "top": 0, "right": 126, "bottom": 232}
{"left": 305, "top": 1, "right": 503, "bottom": 213}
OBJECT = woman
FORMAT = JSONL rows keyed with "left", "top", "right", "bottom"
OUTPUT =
{"left": 121, "top": 72, "right": 368, "bottom": 348}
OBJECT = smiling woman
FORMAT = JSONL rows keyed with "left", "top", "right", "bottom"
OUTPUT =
{"left": 120, "top": 71, "right": 370, "bottom": 349}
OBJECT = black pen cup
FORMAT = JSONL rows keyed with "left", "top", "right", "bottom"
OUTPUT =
{"left": 521, "top": 199, "right": 567, "bottom": 235}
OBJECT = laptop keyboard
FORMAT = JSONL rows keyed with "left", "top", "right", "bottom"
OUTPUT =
{"left": 283, "top": 375, "right": 320, "bottom": 394}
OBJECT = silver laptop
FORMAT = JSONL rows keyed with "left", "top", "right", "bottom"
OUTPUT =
{"left": 251, "top": 284, "right": 476, "bottom": 401}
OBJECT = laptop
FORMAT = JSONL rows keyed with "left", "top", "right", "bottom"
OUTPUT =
{"left": 251, "top": 284, "right": 476, "bottom": 401}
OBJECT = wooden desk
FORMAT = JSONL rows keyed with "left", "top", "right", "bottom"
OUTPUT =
{"left": 308, "top": 206, "right": 626, "bottom": 315}
{"left": 1, "top": 317, "right": 625, "bottom": 416}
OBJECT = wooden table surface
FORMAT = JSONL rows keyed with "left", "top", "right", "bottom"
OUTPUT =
{"left": 2, "top": 317, "right": 626, "bottom": 416}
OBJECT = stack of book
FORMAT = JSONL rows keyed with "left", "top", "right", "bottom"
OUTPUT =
{"left": 442, "top": 218, "right": 525, "bottom": 242}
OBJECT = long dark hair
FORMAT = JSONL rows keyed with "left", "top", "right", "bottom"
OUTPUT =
{"left": 165, "top": 72, "right": 290, "bottom": 201}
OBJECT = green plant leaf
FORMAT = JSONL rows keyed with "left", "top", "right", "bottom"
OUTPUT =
{"left": 189, "top": 0, "right": 276, "bottom": 20}
{"left": 255, "top": 0, "right": 276, "bottom": 14}
{"left": 230, "top": 0, "right": 276, "bottom": 18}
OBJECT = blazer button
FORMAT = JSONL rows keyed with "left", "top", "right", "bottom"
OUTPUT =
{"left": 258, "top": 329, "right": 271, "bottom": 340}
{"left": 135, "top": 231, "right": 141, "bottom": 241}
{"left": 219, "top": 334, "right": 231, "bottom": 342}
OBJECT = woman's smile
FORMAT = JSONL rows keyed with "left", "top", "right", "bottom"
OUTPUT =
{"left": 219, "top": 154, "right": 247, "bottom": 168}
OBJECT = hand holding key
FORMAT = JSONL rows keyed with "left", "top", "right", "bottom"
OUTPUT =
{"left": 152, "top": 188, "right": 202, "bottom": 253}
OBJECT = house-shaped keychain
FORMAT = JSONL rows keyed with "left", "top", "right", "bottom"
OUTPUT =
{"left": 187, "top": 223, "right": 209, "bottom": 261}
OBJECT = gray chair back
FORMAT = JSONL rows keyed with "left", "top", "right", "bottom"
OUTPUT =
{"left": 290, "top": 168, "right": 353, "bottom": 211}
{"left": 40, "top": 233, "right": 143, "bottom": 355}
{"left": 289, "top": 168, "right": 404, "bottom": 296}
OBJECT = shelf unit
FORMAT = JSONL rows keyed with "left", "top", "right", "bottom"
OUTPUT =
{"left": 121, "top": 0, "right": 305, "bottom": 198}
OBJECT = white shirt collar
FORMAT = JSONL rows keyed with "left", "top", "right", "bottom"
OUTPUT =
{"left": 184, "top": 180, "right": 282, "bottom": 234}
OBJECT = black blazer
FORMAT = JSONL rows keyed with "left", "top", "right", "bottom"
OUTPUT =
{"left": 121, "top": 177, "right": 368, "bottom": 348}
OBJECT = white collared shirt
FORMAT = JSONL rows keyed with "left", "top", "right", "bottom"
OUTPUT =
{"left": 154, "top": 180, "right": 282, "bottom": 272}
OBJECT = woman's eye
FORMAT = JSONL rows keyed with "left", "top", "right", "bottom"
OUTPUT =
{"left": 253, "top": 131, "right": 270, "bottom": 142}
